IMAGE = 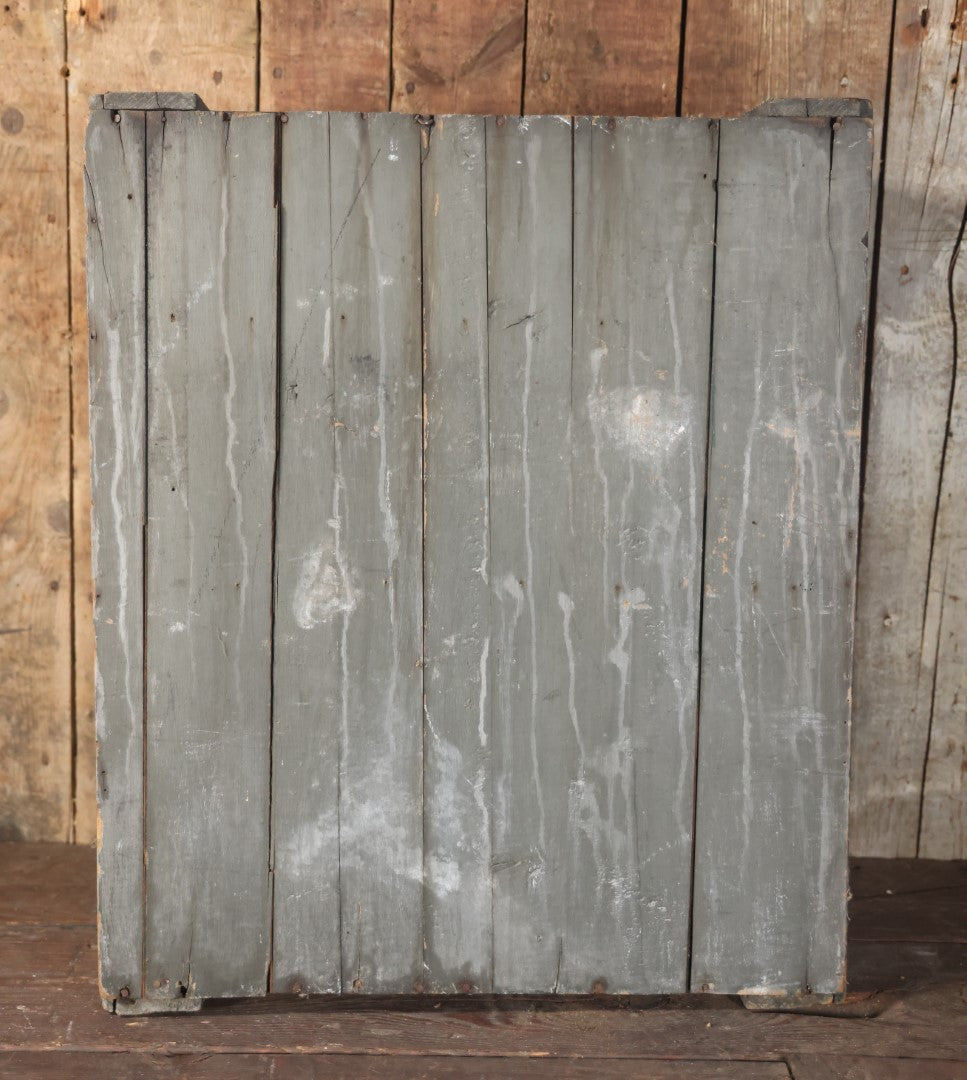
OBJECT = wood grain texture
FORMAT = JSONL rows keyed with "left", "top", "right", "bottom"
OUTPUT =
{"left": 6, "top": 845, "right": 967, "bottom": 1076}
{"left": 680, "top": 0, "right": 893, "bottom": 118}
{"left": 270, "top": 111, "right": 341, "bottom": 996}
{"left": 0, "top": 0, "right": 73, "bottom": 844}
{"left": 692, "top": 116, "right": 871, "bottom": 995}
{"left": 66, "top": 0, "right": 258, "bottom": 846}
{"left": 851, "top": 0, "right": 966, "bottom": 859}
{"left": 0, "top": 843, "right": 96, "bottom": 926}
{"left": 328, "top": 111, "right": 423, "bottom": 993}
{"left": 0, "top": 1053, "right": 794, "bottom": 1079}
{"left": 421, "top": 115, "right": 493, "bottom": 992}
{"left": 142, "top": 110, "right": 276, "bottom": 1001}
{"left": 567, "top": 115, "right": 717, "bottom": 991}
{"left": 679, "top": 0, "right": 892, "bottom": 273}
{"left": 390, "top": 1, "right": 524, "bottom": 114}
{"left": 523, "top": 0, "right": 681, "bottom": 115}
{"left": 85, "top": 106, "right": 146, "bottom": 999}
{"left": 259, "top": 1, "right": 390, "bottom": 111}
{"left": 5, "top": 976, "right": 967, "bottom": 1060}
{"left": 787, "top": 1057, "right": 967, "bottom": 1079}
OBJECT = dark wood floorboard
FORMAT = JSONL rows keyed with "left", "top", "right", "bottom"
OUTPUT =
{"left": 0, "top": 845, "right": 964, "bottom": 1076}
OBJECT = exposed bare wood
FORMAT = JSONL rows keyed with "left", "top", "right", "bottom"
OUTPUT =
{"left": 851, "top": 0, "right": 967, "bottom": 858}
{"left": 390, "top": 1, "right": 525, "bottom": 113}
{"left": 0, "top": 0, "right": 72, "bottom": 842}
{"left": 523, "top": 0, "right": 681, "bottom": 115}
{"left": 680, "top": 0, "right": 893, "bottom": 119}
{"left": 260, "top": 0, "right": 391, "bottom": 110}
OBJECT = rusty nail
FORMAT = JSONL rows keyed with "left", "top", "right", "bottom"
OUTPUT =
{"left": 413, "top": 979, "right": 426, "bottom": 993}
{"left": 496, "top": 115, "right": 506, "bottom": 128}
{"left": 459, "top": 979, "right": 474, "bottom": 994}
{"left": 118, "top": 985, "right": 131, "bottom": 999}
{"left": 352, "top": 977, "right": 363, "bottom": 992}
{"left": 591, "top": 978, "right": 607, "bottom": 994}
{"left": 606, "top": 117, "right": 616, "bottom": 133}
{"left": 291, "top": 980, "right": 303, "bottom": 994}
{"left": 112, "top": 112, "right": 121, "bottom": 124}
{"left": 280, "top": 113, "right": 288, "bottom": 124}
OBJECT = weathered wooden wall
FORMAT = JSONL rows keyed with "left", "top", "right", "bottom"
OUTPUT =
{"left": 0, "top": 0, "right": 963, "bottom": 857}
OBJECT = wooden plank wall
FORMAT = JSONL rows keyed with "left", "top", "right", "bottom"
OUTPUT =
{"left": 0, "top": 0, "right": 963, "bottom": 858}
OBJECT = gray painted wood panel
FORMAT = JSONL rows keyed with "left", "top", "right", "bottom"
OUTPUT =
{"left": 691, "top": 116, "right": 870, "bottom": 996}
{"left": 421, "top": 115, "right": 493, "bottom": 993}
{"left": 566, "top": 116, "right": 717, "bottom": 992}
{"left": 270, "top": 111, "right": 342, "bottom": 994}
{"left": 86, "top": 107, "right": 146, "bottom": 999}
{"left": 328, "top": 111, "right": 424, "bottom": 994}
{"left": 87, "top": 103, "right": 871, "bottom": 1008}
{"left": 486, "top": 115, "right": 575, "bottom": 992}
{"left": 143, "top": 110, "right": 277, "bottom": 1001}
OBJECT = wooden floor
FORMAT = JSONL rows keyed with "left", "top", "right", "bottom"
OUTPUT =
{"left": 0, "top": 845, "right": 964, "bottom": 1078}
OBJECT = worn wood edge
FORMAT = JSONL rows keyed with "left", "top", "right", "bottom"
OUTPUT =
{"left": 747, "top": 97, "right": 874, "bottom": 118}
{"left": 108, "top": 996, "right": 203, "bottom": 1015}
{"left": 92, "top": 103, "right": 875, "bottom": 124}
{"left": 739, "top": 991, "right": 844, "bottom": 1012}
{"left": 100, "top": 92, "right": 207, "bottom": 111}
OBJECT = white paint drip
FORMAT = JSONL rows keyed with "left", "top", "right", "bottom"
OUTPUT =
{"left": 478, "top": 637, "right": 490, "bottom": 749}
{"left": 106, "top": 326, "right": 135, "bottom": 743}
{"left": 522, "top": 134, "right": 545, "bottom": 852}
{"left": 218, "top": 170, "right": 248, "bottom": 708}
{"left": 558, "top": 592, "right": 586, "bottom": 765}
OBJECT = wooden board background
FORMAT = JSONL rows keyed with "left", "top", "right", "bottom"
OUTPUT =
{"left": 0, "top": 0, "right": 963, "bottom": 859}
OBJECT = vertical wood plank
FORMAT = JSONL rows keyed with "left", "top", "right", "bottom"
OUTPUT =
{"left": 920, "top": 297, "right": 967, "bottom": 857}
{"left": 692, "top": 116, "right": 871, "bottom": 995}
{"left": 260, "top": 2, "right": 391, "bottom": 111}
{"left": 67, "top": 0, "right": 259, "bottom": 845}
{"left": 85, "top": 106, "right": 146, "bottom": 999}
{"left": 486, "top": 115, "right": 573, "bottom": 992}
{"left": 851, "top": 0, "right": 967, "bottom": 859}
{"left": 0, "top": 0, "right": 72, "bottom": 843}
{"left": 329, "top": 111, "right": 423, "bottom": 993}
{"left": 270, "top": 110, "right": 342, "bottom": 994}
{"left": 523, "top": 0, "right": 681, "bottom": 115}
{"left": 390, "top": 2, "right": 525, "bottom": 114}
{"left": 421, "top": 115, "right": 492, "bottom": 992}
{"left": 143, "top": 110, "right": 276, "bottom": 1000}
{"left": 567, "top": 116, "right": 717, "bottom": 992}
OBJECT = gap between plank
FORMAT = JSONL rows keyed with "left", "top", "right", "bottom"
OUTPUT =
{"left": 483, "top": 117, "right": 497, "bottom": 993}
{"left": 61, "top": 0, "right": 78, "bottom": 847}
{"left": 388, "top": 0, "right": 396, "bottom": 110}
{"left": 418, "top": 114, "right": 430, "bottom": 991}
{"left": 675, "top": 0, "right": 689, "bottom": 117}
{"left": 255, "top": 0, "right": 262, "bottom": 111}
{"left": 141, "top": 109, "right": 151, "bottom": 1003}
{"left": 265, "top": 111, "right": 285, "bottom": 994}
{"left": 854, "top": 0, "right": 898, "bottom": 590}
{"left": 327, "top": 116, "right": 345, "bottom": 993}
{"left": 519, "top": 0, "right": 530, "bottom": 116}
{"left": 685, "top": 119, "right": 721, "bottom": 993}
{"left": 915, "top": 201, "right": 967, "bottom": 853}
